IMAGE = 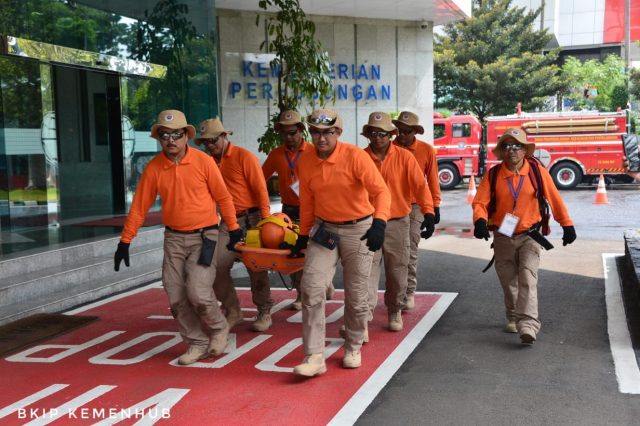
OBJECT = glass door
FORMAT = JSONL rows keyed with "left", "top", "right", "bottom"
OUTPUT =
{"left": 53, "top": 66, "right": 124, "bottom": 221}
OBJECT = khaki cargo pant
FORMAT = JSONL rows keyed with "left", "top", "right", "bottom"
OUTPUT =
{"left": 493, "top": 232, "right": 542, "bottom": 336}
{"left": 368, "top": 216, "right": 410, "bottom": 315}
{"left": 301, "top": 218, "right": 374, "bottom": 354}
{"left": 162, "top": 228, "right": 227, "bottom": 348}
{"left": 406, "top": 204, "right": 423, "bottom": 296}
{"left": 214, "top": 211, "right": 273, "bottom": 315}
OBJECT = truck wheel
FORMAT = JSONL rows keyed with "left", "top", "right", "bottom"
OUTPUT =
{"left": 438, "top": 164, "right": 460, "bottom": 190}
{"left": 550, "top": 162, "right": 583, "bottom": 190}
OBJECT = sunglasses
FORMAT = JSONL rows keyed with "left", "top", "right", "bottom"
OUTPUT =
{"left": 309, "top": 129, "right": 337, "bottom": 138}
{"left": 398, "top": 128, "right": 415, "bottom": 135}
{"left": 501, "top": 143, "right": 524, "bottom": 151}
{"left": 200, "top": 137, "right": 222, "bottom": 146}
{"left": 281, "top": 129, "right": 301, "bottom": 137}
{"left": 368, "top": 131, "right": 390, "bottom": 138}
{"left": 158, "top": 131, "right": 185, "bottom": 141}
{"left": 308, "top": 115, "right": 337, "bottom": 126}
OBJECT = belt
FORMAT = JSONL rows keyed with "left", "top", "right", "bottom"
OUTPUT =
{"left": 388, "top": 215, "right": 409, "bottom": 221}
{"left": 165, "top": 224, "right": 218, "bottom": 234}
{"left": 236, "top": 207, "right": 259, "bottom": 218}
{"left": 321, "top": 214, "right": 372, "bottom": 225}
{"left": 282, "top": 204, "right": 300, "bottom": 210}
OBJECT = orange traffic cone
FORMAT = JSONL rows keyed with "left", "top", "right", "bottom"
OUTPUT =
{"left": 593, "top": 174, "right": 609, "bottom": 204}
{"left": 466, "top": 175, "right": 477, "bottom": 204}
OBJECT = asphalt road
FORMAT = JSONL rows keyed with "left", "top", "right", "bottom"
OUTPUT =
{"left": 354, "top": 185, "right": 640, "bottom": 425}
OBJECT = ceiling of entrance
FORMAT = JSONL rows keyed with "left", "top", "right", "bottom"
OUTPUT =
{"left": 76, "top": 0, "right": 471, "bottom": 27}
{"left": 217, "top": 0, "right": 471, "bottom": 25}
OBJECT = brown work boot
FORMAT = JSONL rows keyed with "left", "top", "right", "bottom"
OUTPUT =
{"left": 252, "top": 312, "right": 272, "bottom": 332}
{"left": 178, "top": 345, "right": 208, "bottom": 365}
{"left": 326, "top": 282, "right": 336, "bottom": 300}
{"left": 388, "top": 311, "right": 403, "bottom": 331}
{"left": 290, "top": 291, "right": 302, "bottom": 311}
{"left": 293, "top": 353, "right": 326, "bottom": 377}
{"left": 208, "top": 328, "right": 229, "bottom": 356}
{"left": 520, "top": 329, "right": 536, "bottom": 345}
{"left": 503, "top": 321, "right": 517, "bottom": 333}
{"left": 226, "top": 308, "right": 244, "bottom": 330}
{"left": 342, "top": 350, "right": 362, "bottom": 369}
{"left": 404, "top": 294, "right": 415, "bottom": 310}
{"left": 339, "top": 324, "right": 369, "bottom": 343}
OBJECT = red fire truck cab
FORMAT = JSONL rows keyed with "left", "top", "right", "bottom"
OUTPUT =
{"left": 433, "top": 110, "right": 632, "bottom": 190}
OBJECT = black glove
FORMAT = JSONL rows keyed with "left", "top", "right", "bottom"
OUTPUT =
{"left": 288, "top": 235, "right": 309, "bottom": 258}
{"left": 434, "top": 207, "right": 441, "bottom": 224}
{"left": 420, "top": 214, "right": 435, "bottom": 239}
{"left": 474, "top": 219, "right": 490, "bottom": 241}
{"left": 114, "top": 242, "right": 130, "bottom": 271}
{"left": 226, "top": 228, "right": 244, "bottom": 251}
{"left": 360, "top": 218, "right": 386, "bottom": 252}
{"left": 562, "top": 226, "right": 576, "bottom": 246}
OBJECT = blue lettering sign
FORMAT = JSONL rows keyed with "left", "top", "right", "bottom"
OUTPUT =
{"left": 242, "top": 61, "right": 254, "bottom": 77}
{"left": 381, "top": 85, "right": 391, "bottom": 100}
{"left": 370, "top": 65, "right": 381, "bottom": 80}
{"left": 366, "top": 85, "right": 377, "bottom": 100}
{"left": 230, "top": 82, "right": 242, "bottom": 98}
{"left": 338, "top": 64, "right": 348, "bottom": 79}
{"left": 247, "top": 82, "right": 257, "bottom": 99}
{"left": 352, "top": 84, "right": 363, "bottom": 101}
{"left": 337, "top": 84, "right": 348, "bottom": 100}
{"left": 262, "top": 83, "right": 272, "bottom": 99}
{"left": 257, "top": 63, "right": 268, "bottom": 78}
{"left": 329, "top": 63, "right": 336, "bottom": 79}
{"left": 358, "top": 64, "right": 368, "bottom": 80}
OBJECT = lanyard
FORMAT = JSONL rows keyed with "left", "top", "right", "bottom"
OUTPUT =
{"left": 507, "top": 175, "right": 525, "bottom": 212}
{"left": 285, "top": 149, "right": 302, "bottom": 178}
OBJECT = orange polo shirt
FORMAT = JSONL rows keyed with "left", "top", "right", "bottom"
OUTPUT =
{"left": 364, "top": 144, "right": 434, "bottom": 218}
{"left": 262, "top": 141, "right": 310, "bottom": 206}
{"left": 216, "top": 142, "right": 271, "bottom": 218}
{"left": 394, "top": 138, "right": 441, "bottom": 207}
{"left": 121, "top": 146, "right": 238, "bottom": 243}
{"left": 298, "top": 141, "right": 391, "bottom": 235}
{"left": 472, "top": 161, "right": 573, "bottom": 234}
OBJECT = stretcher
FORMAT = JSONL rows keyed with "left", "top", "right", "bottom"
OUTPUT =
{"left": 235, "top": 243, "right": 305, "bottom": 274}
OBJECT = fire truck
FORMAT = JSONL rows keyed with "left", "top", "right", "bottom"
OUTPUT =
{"left": 433, "top": 109, "right": 633, "bottom": 189}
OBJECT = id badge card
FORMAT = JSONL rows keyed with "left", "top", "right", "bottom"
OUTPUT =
{"left": 497, "top": 213, "right": 520, "bottom": 237}
{"left": 290, "top": 179, "right": 300, "bottom": 197}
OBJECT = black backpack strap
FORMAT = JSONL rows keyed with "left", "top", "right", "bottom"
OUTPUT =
{"left": 526, "top": 157, "right": 550, "bottom": 232}
{"left": 487, "top": 164, "right": 500, "bottom": 220}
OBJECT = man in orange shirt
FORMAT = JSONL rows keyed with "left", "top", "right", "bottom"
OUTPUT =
{"left": 114, "top": 110, "right": 241, "bottom": 365}
{"left": 392, "top": 111, "right": 441, "bottom": 310}
{"left": 472, "top": 128, "right": 576, "bottom": 345}
{"left": 196, "top": 118, "right": 273, "bottom": 332}
{"left": 290, "top": 109, "right": 391, "bottom": 377}
{"left": 362, "top": 112, "right": 435, "bottom": 333}
{"left": 262, "top": 110, "right": 335, "bottom": 310}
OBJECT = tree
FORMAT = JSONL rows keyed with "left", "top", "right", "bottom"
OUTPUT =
{"left": 561, "top": 54, "right": 628, "bottom": 111}
{"left": 434, "top": 0, "right": 566, "bottom": 123}
{"left": 630, "top": 68, "right": 640, "bottom": 101}
{"left": 255, "top": 0, "right": 333, "bottom": 153}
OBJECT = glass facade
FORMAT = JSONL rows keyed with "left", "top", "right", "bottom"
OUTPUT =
{"left": 0, "top": 0, "right": 218, "bottom": 257}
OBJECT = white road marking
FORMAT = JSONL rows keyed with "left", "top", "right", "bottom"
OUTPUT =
{"left": 602, "top": 253, "right": 640, "bottom": 394}
{"left": 328, "top": 292, "right": 458, "bottom": 425}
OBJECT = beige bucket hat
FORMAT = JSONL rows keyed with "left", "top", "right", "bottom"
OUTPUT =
{"left": 306, "top": 109, "right": 343, "bottom": 130}
{"left": 194, "top": 118, "right": 233, "bottom": 146}
{"left": 274, "top": 110, "right": 304, "bottom": 131}
{"left": 150, "top": 109, "right": 196, "bottom": 140}
{"left": 361, "top": 111, "right": 397, "bottom": 135}
{"left": 392, "top": 111, "right": 425, "bottom": 134}
{"left": 493, "top": 127, "right": 535, "bottom": 160}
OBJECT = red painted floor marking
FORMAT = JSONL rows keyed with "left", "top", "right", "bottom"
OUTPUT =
{"left": 0, "top": 285, "right": 456, "bottom": 425}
